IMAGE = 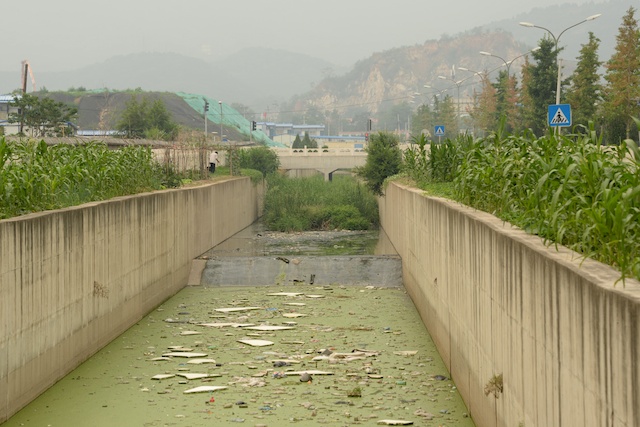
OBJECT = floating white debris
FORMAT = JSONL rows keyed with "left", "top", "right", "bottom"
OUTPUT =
{"left": 284, "top": 370, "right": 334, "bottom": 376}
{"left": 244, "top": 325, "right": 295, "bottom": 331}
{"left": 282, "top": 313, "right": 307, "bottom": 318}
{"left": 150, "top": 357, "right": 172, "bottom": 362}
{"left": 269, "top": 359, "right": 301, "bottom": 364}
{"left": 214, "top": 307, "right": 262, "bottom": 313}
{"left": 162, "top": 352, "right": 208, "bottom": 358}
{"left": 237, "top": 339, "right": 274, "bottom": 347}
{"left": 187, "top": 358, "right": 216, "bottom": 365}
{"left": 151, "top": 374, "right": 175, "bottom": 380}
{"left": 368, "top": 374, "right": 384, "bottom": 379}
{"left": 305, "top": 295, "right": 324, "bottom": 298}
{"left": 284, "top": 302, "right": 306, "bottom": 306}
{"left": 377, "top": 420, "right": 414, "bottom": 425}
{"left": 267, "top": 292, "right": 303, "bottom": 297}
{"left": 180, "top": 331, "right": 201, "bottom": 336}
{"left": 176, "top": 373, "right": 211, "bottom": 380}
{"left": 394, "top": 350, "right": 418, "bottom": 356}
{"left": 198, "top": 322, "right": 254, "bottom": 328}
{"left": 183, "top": 385, "right": 228, "bottom": 394}
{"left": 167, "top": 347, "right": 193, "bottom": 352}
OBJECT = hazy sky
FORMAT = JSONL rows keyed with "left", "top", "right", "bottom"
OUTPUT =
{"left": 4, "top": 0, "right": 606, "bottom": 72}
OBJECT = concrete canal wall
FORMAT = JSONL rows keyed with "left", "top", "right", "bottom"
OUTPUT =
{"left": 0, "top": 177, "right": 264, "bottom": 423}
{"left": 379, "top": 182, "right": 640, "bottom": 427}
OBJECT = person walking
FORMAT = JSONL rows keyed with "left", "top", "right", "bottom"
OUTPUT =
{"left": 209, "top": 151, "right": 219, "bottom": 173}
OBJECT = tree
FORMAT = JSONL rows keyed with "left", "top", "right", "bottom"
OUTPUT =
{"left": 411, "top": 103, "right": 434, "bottom": 136}
{"left": 8, "top": 94, "right": 77, "bottom": 137}
{"left": 291, "top": 134, "right": 303, "bottom": 149}
{"left": 116, "top": 95, "right": 178, "bottom": 140}
{"left": 602, "top": 7, "right": 640, "bottom": 141}
{"left": 518, "top": 56, "right": 536, "bottom": 133}
{"left": 524, "top": 38, "right": 559, "bottom": 135}
{"left": 301, "top": 132, "right": 318, "bottom": 148}
{"left": 436, "top": 95, "right": 458, "bottom": 138}
{"left": 565, "top": 32, "right": 603, "bottom": 131}
{"left": 355, "top": 132, "right": 402, "bottom": 195}
{"left": 237, "top": 146, "right": 280, "bottom": 177}
{"left": 470, "top": 76, "right": 497, "bottom": 136}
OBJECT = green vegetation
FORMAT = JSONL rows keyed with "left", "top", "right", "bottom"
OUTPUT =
{"left": 116, "top": 95, "right": 178, "bottom": 140}
{"left": 8, "top": 94, "right": 78, "bottom": 137}
{"left": 0, "top": 138, "right": 185, "bottom": 219}
{"left": 291, "top": 132, "right": 318, "bottom": 149}
{"left": 355, "top": 132, "right": 402, "bottom": 195}
{"left": 237, "top": 146, "right": 280, "bottom": 177}
{"left": 401, "top": 127, "right": 640, "bottom": 282}
{"left": 263, "top": 174, "right": 378, "bottom": 232}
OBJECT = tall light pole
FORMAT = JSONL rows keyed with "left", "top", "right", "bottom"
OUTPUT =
{"left": 479, "top": 47, "right": 541, "bottom": 77}
{"left": 519, "top": 14, "right": 601, "bottom": 105}
{"left": 437, "top": 76, "right": 469, "bottom": 133}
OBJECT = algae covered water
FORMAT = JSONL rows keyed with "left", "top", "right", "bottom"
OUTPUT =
{"left": 3, "top": 225, "right": 475, "bottom": 426}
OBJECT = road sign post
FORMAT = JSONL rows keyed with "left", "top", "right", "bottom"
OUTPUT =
{"left": 434, "top": 125, "right": 445, "bottom": 144}
{"left": 548, "top": 104, "right": 571, "bottom": 128}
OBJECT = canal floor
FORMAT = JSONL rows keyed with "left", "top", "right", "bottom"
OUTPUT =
{"left": 3, "top": 226, "right": 475, "bottom": 427}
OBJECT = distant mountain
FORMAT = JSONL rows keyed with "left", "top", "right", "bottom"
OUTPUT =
{"left": 283, "top": 0, "right": 627, "bottom": 118}
{"left": 0, "top": 49, "right": 340, "bottom": 111}
{"left": 286, "top": 31, "right": 531, "bottom": 116}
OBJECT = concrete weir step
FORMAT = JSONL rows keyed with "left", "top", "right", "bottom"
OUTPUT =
{"left": 190, "top": 255, "right": 403, "bottom": 287}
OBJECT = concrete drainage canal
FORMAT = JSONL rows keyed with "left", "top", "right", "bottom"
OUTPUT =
{"left": 3, "top": 222, "right": 475, "bottom": 427}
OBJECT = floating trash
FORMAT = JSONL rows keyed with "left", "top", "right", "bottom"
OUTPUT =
{"left": 377, "top": 420, "right": 414, "bottom": 425}
{"left": 243, "top": 325, "right": 295, "bottom": 331}
{"left": 187, "top": 358, "right": 216, "bottom": 365}
{"left": 162, "top": 352, "right": 208, "bottom": 358}
{"left": 214, "top": 307, "right": 262, "bottom": 313}
{"left": 237, "top": 339, "right": 274, "bottom": 347}
{"left": 393, "top": 350, "right": 418, "bottom": 356}
{"left": 151, "top": 374, "right": 175, "bottom": 380}
{"left": 198, "top": 322, "right": 254, "bottom": 328}
{"left": 267, "top": 292, "right": 303, "bottom": 297}
{"left": 183, "top": 385, "right": 228, "bottom": 394}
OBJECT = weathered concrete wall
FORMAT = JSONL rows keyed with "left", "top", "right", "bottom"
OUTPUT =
{"left": 379, "top": 182, "right": 640, "bottom": 427}
{"left": 200, "top": 255, "right": 403, "bottom": 287}
{"left": 0, "top": 177, "right": 264, "bottom": 423}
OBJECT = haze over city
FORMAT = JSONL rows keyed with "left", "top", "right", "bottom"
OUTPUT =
{"left": 3, "top": 0, "right": 609, "bottom": 73}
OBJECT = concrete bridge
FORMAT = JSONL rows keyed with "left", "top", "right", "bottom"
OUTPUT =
{"left": 274, "top": 148, "right": 367, "bottom": 180}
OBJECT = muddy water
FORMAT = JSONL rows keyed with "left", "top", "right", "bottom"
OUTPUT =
{"left": 3, "top": 224, "right": 475, "bottom": 427}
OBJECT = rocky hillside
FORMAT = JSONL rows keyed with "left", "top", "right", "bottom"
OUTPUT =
{"left": 290, "top": 30, "right": 530, "bottom": 115}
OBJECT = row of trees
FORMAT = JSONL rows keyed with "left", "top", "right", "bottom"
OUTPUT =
{"left": 467, "top": 7, "right": 639, "bottom": 142}
{"left": 8, "top": 93, "right": 180, "bottom": 141}
{"left": 7, "top": 94, "right": 78, "bottom": 137}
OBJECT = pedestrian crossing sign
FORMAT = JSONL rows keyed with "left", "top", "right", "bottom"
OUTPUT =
{"left": 548, "top": 104, "right": 571, "bottom": 127}
{"left": 434, "top": 125, "right": 445, "bottom": 136}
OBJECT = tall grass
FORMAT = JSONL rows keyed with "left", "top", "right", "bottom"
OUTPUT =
{"left": 0, "top": 138, "right": 181, "bottom": 219}
{"left": 454, "top": 129, "right": 640, "bottom": 282}
{"left": 263, "top": 174, "right": 378, "bottom": 232}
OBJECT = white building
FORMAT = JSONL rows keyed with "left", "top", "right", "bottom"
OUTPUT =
{"left": 0, "top": 95, "right": 20, "bottom": 135}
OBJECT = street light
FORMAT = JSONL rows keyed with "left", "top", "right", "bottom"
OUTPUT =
{"left": 437, "top": 75, "right": 464, "bottom": 131}
{"left": 519, "top": 14, "right": 601, "bottom": 105}
{"left": 479, "top": 47, "right": 541, "bottom": 76}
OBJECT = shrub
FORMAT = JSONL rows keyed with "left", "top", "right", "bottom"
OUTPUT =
{"left": 355, "top": 132, "right": 402, "bottom": 195}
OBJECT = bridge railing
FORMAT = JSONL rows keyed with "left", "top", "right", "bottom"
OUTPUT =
{"left": 272, "top": 147, "right": 367, "bottom": 156}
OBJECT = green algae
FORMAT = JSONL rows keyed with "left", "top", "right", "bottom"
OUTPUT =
{"left": 3, "top": 285, "right": 475, "bottom": 427}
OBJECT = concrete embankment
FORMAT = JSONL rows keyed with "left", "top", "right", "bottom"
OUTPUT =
{"left": 196, "top": 255, "right": 403, "bottom": 287}
{"left": 379, "top": 181, "right": 640, "bottom": 427}
{"left": 0, "top": 177, "right": 264, "bottom": 423}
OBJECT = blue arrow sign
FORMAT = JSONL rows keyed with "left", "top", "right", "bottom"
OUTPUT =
{"left": 434, "top": 125, "right": 445, "bottom": 136}
{"left": 548, "top": 104, "right": 571, "bottom": 127}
